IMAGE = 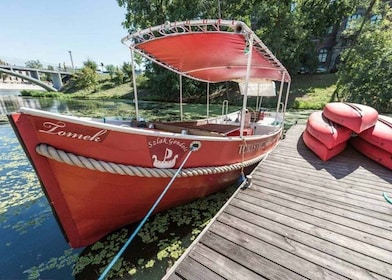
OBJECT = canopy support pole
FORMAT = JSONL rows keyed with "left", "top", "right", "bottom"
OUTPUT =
{"left": 179, "top": 75, "right": 183, "bottom": 121}
{"left": 240, "top": 33, "right": 254, "bottom": 137}
{"left": 256, "top": 83, "right": 261, "bottom": 111}
{"left": 206, "top": 82, "right": 210, "bottom": 120}
{"left": 130, "top": 49, "right": 140, "bottom": 121}
{"left": 283, "top": 80, "right": 291, "bottom": 121}
{"left": 275, "top": 72, "right": 285, "bottom": 124}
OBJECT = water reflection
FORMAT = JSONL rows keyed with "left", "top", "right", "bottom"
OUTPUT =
{"left": 0, "top": 95, "right": 42, "bottom": 115}
{"left": 0, "top": 93, "right": 230, "bottom": 122}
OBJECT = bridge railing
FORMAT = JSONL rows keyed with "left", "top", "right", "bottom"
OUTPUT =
{"left": 0, "top": 56, "right": 73, "bottom": 73}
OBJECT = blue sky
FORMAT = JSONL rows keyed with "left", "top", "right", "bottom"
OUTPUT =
{"left": 0, "top": 0, "right": 130, "bottom": 68}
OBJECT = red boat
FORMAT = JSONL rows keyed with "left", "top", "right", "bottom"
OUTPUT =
{"left": 306, "top": 111, "right": 352, "bottom": 149}
{"left": 8, "top": 20, "right": 291, "bottom": 248}
{"left": 303, "top": 129, "right": 346, "bottom": 161}
{"left": 359, "top": 115, "right": 392, "bottom": 154}
{"left": 323, "top": 102, "right": 378, "bottom": 133}
{"left": 351, "top": 137, "right": 392, "bottom": 170}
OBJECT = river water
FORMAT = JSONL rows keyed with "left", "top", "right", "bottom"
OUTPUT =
{"left": 0, "top": 90, "right": 312, "bottom": 279}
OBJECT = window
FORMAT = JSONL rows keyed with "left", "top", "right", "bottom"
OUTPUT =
{"left": 370, "top": 14, "right": 382, "bottom": 24}
{"left": 290, "top": 2, "right": 297, "bottom": 12}
{"left": 345, "top": 14, "right": 362, "bottom": 29}
{"left": 318, "top": 48, "right": 328, "bottom": 63}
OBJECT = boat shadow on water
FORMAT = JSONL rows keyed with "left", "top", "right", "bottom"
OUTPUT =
{"left": 297, "top": 131, "right": 392, "bottom": 183}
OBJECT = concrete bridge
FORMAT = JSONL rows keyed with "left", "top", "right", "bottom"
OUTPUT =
{"left": 0, "top": 65, "right": 74, "bottom": 91}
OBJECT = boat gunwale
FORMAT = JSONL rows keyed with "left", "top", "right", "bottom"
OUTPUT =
{"left": 18, "top": 107, "right": 283, "bottom": 142}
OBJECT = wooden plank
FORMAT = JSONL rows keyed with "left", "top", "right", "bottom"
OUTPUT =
{"left": 249, "top": 184, "right": 392, "bottom": 230}
{"left": 208, "top": 220, "right": 349, "bottom": 280}
{"left": 253, "top": 174, "right": 392, "bottom": 215}
{"left": 217, "top": 212, "right": 387, "bottom": 280}
{"left": 260, "top": 158, "right": 392, "bottom": 190}
{"left": 230, "top": 196, "right": 392, "bottom": 269}
{"left": 174, "top": 256, "right": 225, "bottom": 280}
{"left": 189, "top": 244, "right": 266, "bottom": 280}
{"left": 256, "top": 165, "right": 389, "bottom": 199}
{"left": 242, "top": 187, "right": 392, "bottom": 242}
{"left": 268, "top": 149, "right": 392, "bottom": 179}
{"left": 200, "top": 231, "right": 307, "bottom": 280}
{"left": 167, "top": 273, "right": 185, "bottom": 280}
{"left": 264, "top": 152, "right": 392, "bottom": 183}
{"left": 250, "top": 177, "right": 392, "bottom": 224}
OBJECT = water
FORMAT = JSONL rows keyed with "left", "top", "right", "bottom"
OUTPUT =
{"left": 0, "top": 124, "right": 79, "bottom": 279}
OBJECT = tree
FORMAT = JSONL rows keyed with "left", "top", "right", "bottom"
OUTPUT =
{"left": 25, "top": 59, "right": 43, "bottom": 69}
{"left": 116, "top": 0, "right": 362, "bottom": 100}
{"left": 73, "top": 66, "right": 98, "bottom": 91}
{"left": 83, "top": 59, "right": 98, "bottom": 71}
{"left": 121, "top": 62, "right": 133, "bottom": 80}
{"left": 106, "top": 64, "right": 116, "bottom": 79}
{"left": 335, "top": 0, "right": 392, "bottom": 113}
{"left": 113, "top": 68, "right": 125, "bottom": 85}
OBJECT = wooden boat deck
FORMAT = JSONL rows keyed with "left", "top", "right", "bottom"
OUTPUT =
{"left": 163, "top": 124, "right": 392, "bottom": 280}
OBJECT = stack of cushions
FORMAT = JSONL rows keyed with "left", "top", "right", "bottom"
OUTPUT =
{"left": 303, "top": 102, "right": 391, "bottom": 170}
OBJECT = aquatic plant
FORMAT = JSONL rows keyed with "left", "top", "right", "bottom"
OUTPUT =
{"left": 71, "top": 186, "right": 236, "bottom": 279}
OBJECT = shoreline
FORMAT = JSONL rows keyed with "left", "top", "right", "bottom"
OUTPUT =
{"left": 0, "top": 82, "right": 45, "bottom": 91}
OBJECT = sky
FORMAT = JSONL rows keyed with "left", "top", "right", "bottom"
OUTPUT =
{"left": 0, "top": 0, "right": 131, "bottom": 69}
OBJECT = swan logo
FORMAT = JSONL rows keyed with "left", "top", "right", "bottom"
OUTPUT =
{"left": 147, "top": 137, "right": 188, "bottom": 169}
{"left": 152, "top": 148, "right": 178, "bottom": 168}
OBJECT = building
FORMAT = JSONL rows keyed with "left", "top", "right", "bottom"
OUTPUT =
{"left": 316, "top": 0, "right": 391, "bottom": 73}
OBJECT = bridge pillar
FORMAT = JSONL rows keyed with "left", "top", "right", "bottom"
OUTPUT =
{"left": 30, "top": 70, "right": 40, "bottom": 80}
{"left": 50, "top": 73, "right": 63, "bottom": 90}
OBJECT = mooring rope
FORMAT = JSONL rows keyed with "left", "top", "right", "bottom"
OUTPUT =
{"left": 35, "top": 143, "right": 265, "bottom": 177}
{"left": 98, "top": 141, "right": 200, "bottom": 280}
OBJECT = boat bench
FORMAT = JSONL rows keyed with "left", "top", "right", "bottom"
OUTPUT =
{"left": 151, "top": 122, "right": 253, "bottom": 137}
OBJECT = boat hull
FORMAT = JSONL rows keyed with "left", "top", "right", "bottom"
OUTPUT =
{"left": 306, "top": 111, "right": 351, "bottom": 149}
{"left": 350, "top": 137, "right": 392, "bottom": 170}
{"left": 323, "top": 102, "right": 378, "bottom": 134}
{"left": 359, "top": 115, "right": 392, "bottom": 154}
{"left": 8, "top": 109, "right": 281, "bottom": 248}
{"left": 303, "top": 129, "right": 346, "bottom": 161}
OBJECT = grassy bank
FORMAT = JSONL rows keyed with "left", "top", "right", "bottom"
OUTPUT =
{"left": 290, "top": 73, "right": 338, "bottom": 109}
{"left": 21, "top": 73, "right": 338, "bottom": 110}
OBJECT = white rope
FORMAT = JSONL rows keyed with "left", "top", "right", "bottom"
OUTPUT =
{"left": 36, "top": 143, "right": 265, "bottom": 178}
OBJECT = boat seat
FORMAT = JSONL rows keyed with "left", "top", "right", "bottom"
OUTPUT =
{"left": 151, "top": 122, "right": 225, "bottom": 137}
{"left": 151, "top": 122, "right": 253, "bottom": 137}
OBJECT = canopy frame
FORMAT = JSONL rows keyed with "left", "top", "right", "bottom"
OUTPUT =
{"left": 122, "top": 19, "right": 291, "bottom": 84}
{"left": 124, "top": 19, "right": 291, "bottom": 130}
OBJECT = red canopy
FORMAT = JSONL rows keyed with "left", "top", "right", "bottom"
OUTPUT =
{"left": 122, "top": 20, "right": 291, "bottom": 83}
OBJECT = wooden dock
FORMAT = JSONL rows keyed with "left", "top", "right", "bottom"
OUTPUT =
{"left": 163, "top": 124, "right": 392, "bottom": 280}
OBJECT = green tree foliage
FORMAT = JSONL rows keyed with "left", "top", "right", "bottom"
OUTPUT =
{"left": 83, "top": 59, "right": 98, "bottom": 71}
{"left": 113, "top": 68, "right": 125, "bottom": 85}
{"left": 336, "top": 1, "right": 392, "bottom": 113}
{"left": 106, "top": 64, "right": 116, "bottom": 79}
{"left": 116, "top": 0, "right": 362, "bottom": 101}
{"left": 25, "top": 60, "right": 43, "bottom": 69}
{"left": 117, "top": 0, "right": 359, "bottom": 73}
{"left": 121, "top": 62, "right": 133, "bottom": 80}
{"left": 248, "top": 0, "right": 361, "bottom": 72}
{"left": 73, "top": 66, "right": 98, "bottom": 91}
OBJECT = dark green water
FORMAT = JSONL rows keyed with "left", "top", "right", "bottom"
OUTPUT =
{"left": 0, "top": 92, "right": 311, "bottom": 279}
